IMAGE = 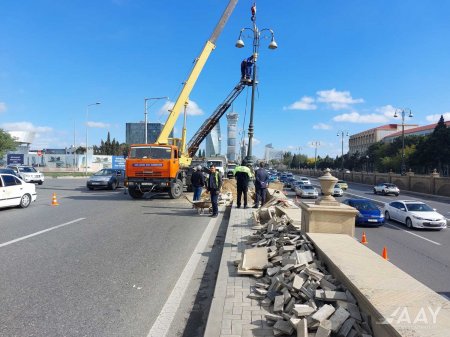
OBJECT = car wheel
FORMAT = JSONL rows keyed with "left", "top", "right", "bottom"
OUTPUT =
{"left": 19, "top": 193, "right": 32, "bottom": 208}
{"left": 384, "top": 211, "right": 390, "bottom": 221}
{"left": 38, "top": 181, "right": 43, "bottom": 185}
{"left": 373, "top": 189, "right": 377, "bottom": 194}
{"left": 169, "top": 179, "right": 183, "bottom": 199}
{"left": 395, "top": 193, "right": 399, "bottom": 197}
{"left": 382, "top": 190, "right": 386, "bottom": 195}
{"left": 406, "top": 217, "right": 413, "bottom": 229}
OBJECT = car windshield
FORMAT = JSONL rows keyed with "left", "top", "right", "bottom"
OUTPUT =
{"left": 301, "top": 178, "right": 308, "bottom": 181}
{"left": 350, "top": 201, "right": 378, "bottom": 211}
{"left": 338, "top": 180, "right": 346, "bottom": 184}
{"left": 19, "top": 167, "right": 37, "bottom": 173}
{"left": 207, "top": 161, "right": 223, "bottom": 167}
{"left": 406, "top": 203, "right": 434, "bottom": 212}
{"left": 94, "top": 169, "right": 116, "bottom": 176}
{"left": 302, "top": 186, "right": 314, "bottom": 190}
{"left": 334, "top": 184, "right": 341, "bottom": 189}
{"left": 130, "top": 146, "right": 172, "bottom": 159}
{"left": 384, "top": 184, "right": 396, "bottom": 188}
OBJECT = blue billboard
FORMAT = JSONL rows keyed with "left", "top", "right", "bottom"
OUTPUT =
{"left": 7, "top": 154, "right": 24, "bottom": 165}
{"left": 112, "top": 156, "right": 126, "bottom": 169}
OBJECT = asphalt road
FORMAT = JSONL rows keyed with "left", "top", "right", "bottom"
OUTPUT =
{"left": 292, "top": 176, "right": 450, "bottom": 298}
{"left": 0, "top": 178, "right": 220, "bottom": 337}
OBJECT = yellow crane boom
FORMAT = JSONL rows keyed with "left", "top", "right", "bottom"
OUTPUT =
{"left": 156, "top": 0, "right": 238, "bottom": 145}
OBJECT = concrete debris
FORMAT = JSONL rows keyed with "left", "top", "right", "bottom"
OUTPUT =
{"left": 236, "top": 196, "right": 373, "bottom": 336}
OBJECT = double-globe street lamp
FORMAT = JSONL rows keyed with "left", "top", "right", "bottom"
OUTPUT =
{"left": 311, "top": 141, "right": 320, "bottom": 171}
{"left": 394, "top": 108, "right": 413, "bottom": 175}
{"left": 337, "top": 131, "right": 349, "bottom": 172}
{"left": 85, "top": 102, "right": 101, "bottom": 175}
{"left": 144, "top": 97, "right": 169, "bottom": 144}
{"left": 235, "top": 3, "right": 277, "bottom": 166}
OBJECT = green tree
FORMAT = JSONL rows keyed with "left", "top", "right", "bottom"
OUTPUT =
{"left": 0, "top": 129, "right": 17, "bottom": 157}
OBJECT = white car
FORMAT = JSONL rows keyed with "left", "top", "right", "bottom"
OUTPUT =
{"left": 299, "top": 177, "right": 311, "bottom": 185}
{"left": 373, "top": 183, "right": 399, "bottom": 196}
{"left": 333, "top": 184, "right": 344, "bottom": 197}
{"left": 384, "top": 200, "right": 447, "bottom": 230}
{"left": 295, "top": 185, "right": 318, "bottom": 199}
{"left": 0, "top": 174, "right": 37, "bottom": 209}
{"left": 7, "top": 165, "right": 45, "bottom": 185}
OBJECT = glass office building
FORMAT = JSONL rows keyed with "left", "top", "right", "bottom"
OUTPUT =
{"left": 125, "top": 123, "right": 172, "bottom": 144}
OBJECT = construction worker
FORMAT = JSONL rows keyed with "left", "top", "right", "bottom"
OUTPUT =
{"left": 240, "top": 55, "right": 254, "bottom": 82}
{"left": 206, "top": 164, "right": 222, "bottom": 218}
{"left": 233, "top": 164, "right": 253, "bottom": 208}
{"left": 254, "top": 162, "right": 269, "bottom": 208}
{"left": 191, "top": 165, "right": 205, "bottom": 201}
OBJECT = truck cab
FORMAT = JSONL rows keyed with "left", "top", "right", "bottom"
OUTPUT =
{"left": 125, "top": 144, "right": 184, "bottom": 199}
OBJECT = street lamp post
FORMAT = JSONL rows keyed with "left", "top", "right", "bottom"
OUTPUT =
{"left": 337, "top": 131, "right": 349, "bottom": 172}
{"left": 394, "top": 108, "right": 413, "bottom": 175}
{"left": 366, "top": 155, "right": 370, "bottom": 173}
{"left": 312, "top": 141, "right": 320, "bottom": 171}
{"left": 144, "top": 97, "right": 169, "bottom": 144}
{"left": 85, "top": 102, "right": 101, "bottom": 175}
{"left": 235, "top": 3, "right": 277, "bottom": 166}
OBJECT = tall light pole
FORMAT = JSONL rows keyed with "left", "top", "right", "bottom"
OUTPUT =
{"left": 144, "top": 96, "right": 169, "bottom": 144}
{"left": 85, "top": 102, "right": 101, "bottom": 175}
{"left": 337, "top": 131, "right": 349, "bottom": 172}
{"left": 394, "top": 108, "right": 413, "bottom": 175}
{"left": 311, "top": 141, "right": 320, "bottom": 171}
{"left": 235, "top": 3, "right": 277, "bottom": 166}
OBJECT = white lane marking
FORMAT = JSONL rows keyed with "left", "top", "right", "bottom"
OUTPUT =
{"left": 0, "top": 218, "right": 86, "bottom": 248}
{"left": 146, "top": 213, "right": 219, "bottom": 337}
{"left": 383, "top": 223, "right": 442, "bottom": 246}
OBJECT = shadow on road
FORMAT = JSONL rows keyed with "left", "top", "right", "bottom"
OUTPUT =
{"left": 181, "top": 206, "right": 231, "bottom": 337}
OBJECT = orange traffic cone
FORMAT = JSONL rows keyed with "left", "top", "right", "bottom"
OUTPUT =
{"left": 51, "top": 192, "right": 59, "bottom": 206}
{"left": 361, "top": 232, "right": 368, "bottom": 245}
{"left": 382, "top": 246, "right": 389, "bottom": 260}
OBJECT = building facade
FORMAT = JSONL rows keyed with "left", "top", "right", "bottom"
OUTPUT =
{"left": 264, "top": 143, "right": 283, "bottom": 162}
{"left": 226, "top": 112, "right": 238, "bottom": 162}
{"left": 349, "top": 124, "right": 418, "bottom": 154}
{"left": 382, "top": 121, "right": 450, "bottom": 143}
{"left": 125, "top": 122, "right": 169, "bottom": 144}
{"left": 205, "top": 123, "right": 221, "bottom": 157}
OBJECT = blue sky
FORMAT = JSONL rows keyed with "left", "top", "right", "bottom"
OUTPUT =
{"left": 1, "top": 0, "right": 450, "bottom": 158}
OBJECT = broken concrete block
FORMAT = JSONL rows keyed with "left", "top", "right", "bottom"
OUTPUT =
{"left": 329, "top": 307, "right": 350, "bottom": 333}
{"left": 315, "top": 290, "right": 347, "bottom": 301}
{"left": 292, "top": 274, "right": 307, "bottom": 291}
{"left": 267, "top": 266, "right": 281, "bottom": 276}
{"left": 285, "top": 297, "right": 296, "bottom": 313}
{"left": 305, "top": 267, "right": 325, "bottom": 281}
{"left": 337, "top": 318, "right": 355, "bottom": 337}
{"left": 273, "top": 295, "right": 284, "bottom": 313}
{"left": 345, "top": 290, "right": 357, "bottom": 304}
{"left": 320, "top": 277, "right": 337, "bottom": 291}
{"left": 297, "top": 318, "right": 308, "bottom": 337}
{"left": 315, "top": 320, "right": 332, "bottom": 337}
{"left": 241, "top": 247, "right": 268, "bottom": 270}
{"left": 265, "top": 313, "right": 283, "bottom": 321}
{"left": 237, "top": 261, "right": 263, "bottom": 277}
{"left": 346, "top": 302, "right": 362, "bottom": 322}
{"left": 247, "top": 293, "right": 265, "bottom": 300}
{"left": 274, "top": 319, "right": 294, "bottom": 335}
{"left": 311, "top": 304, "right": 335, "bottom": 322}
{"left": 293, "top": 304, "right": 316, "bottom": 317}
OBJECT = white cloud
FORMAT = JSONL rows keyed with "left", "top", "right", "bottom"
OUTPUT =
{"left": 333, "top": 112, "right": 389, "bottom": 124}
{"left": 425, "top": 112, "right": 450, "bottom": 123}
{"left": 284, "top": 96, "right": 317, "bottom": 111}
{"left": 86, "top": 121, "right": 110, "bottom": 128}
{"left": 158, "top": 100, "right": 204, "bottom": 116}
{"left": 317, "top": 89, "right": 364, "bottom": 110}
{"left": 1, "top": 121, "right": 52, "bottom": 133}
{"left": 0, "top": 102, "right": 6, "bottom": 113}
{"left": 376, "top": 104, "right": 397, "bottom": 118}
{"left": 313, "top": 123, "right": 332, "bottom": 130}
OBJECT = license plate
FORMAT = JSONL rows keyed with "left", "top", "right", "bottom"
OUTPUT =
{"left": 141, "top": 182, "right": 153, "bottom": 186}
{"left": 91, "top": 182, "right": 100, "bottom": 185}
{"left": 368, "top": 219, "right": 377, "bottom": 222}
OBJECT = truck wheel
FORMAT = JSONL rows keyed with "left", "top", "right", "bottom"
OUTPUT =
{"left": 128, "top": 187, "right": 143, "bottom": 199}
{"left": 169, "top": 179, "right": 183, "bottom": 199}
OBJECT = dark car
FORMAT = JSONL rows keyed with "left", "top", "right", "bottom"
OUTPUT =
{"left": 87, "top": 168, "right": 125, "bottom": 190}
{"left": 342, "top": 198, "right": 384, "bottom": 227}
{"left": 0, "top": 168, "right": 21, "bottom": 178}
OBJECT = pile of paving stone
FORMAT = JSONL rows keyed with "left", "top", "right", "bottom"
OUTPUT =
{"left": 237, "top": 210, "right": 374, "bottom": 337}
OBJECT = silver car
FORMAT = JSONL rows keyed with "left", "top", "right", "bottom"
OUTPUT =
{"left": 7, "top": 165, "right": 45, "bottom": 185}
{"left": 373, "top": 183, "right": 400, "bottom": 196}
{"left": 295, "top": 185, "right": 318, "bottom": 199}
{"left": 333, "top": 184, "right": 344, "bottom": 197}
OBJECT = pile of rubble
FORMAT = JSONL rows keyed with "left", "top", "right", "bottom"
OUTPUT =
{"left": 237, "top": 205, "right": 373, "bottom": 337}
